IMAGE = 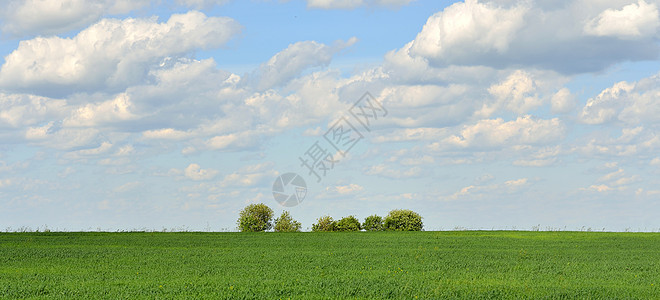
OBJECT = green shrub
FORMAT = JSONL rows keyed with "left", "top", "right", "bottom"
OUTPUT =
{"left": 237, "top": 203, "right": 274, "bottom": 232}
{"left": 274, "top": 211, "right": 302, "bottom": 232}
{"left": 383, "top": 209, "right": 423, "bottom": 231}
{"left": 335, "top": 215, "right": 361, "bottom": 231}
{"left": 312, "top": 215, "right": 336, "bottom": 232}
{"left": 362, "top": 215, "right": 383, "bottom": 231}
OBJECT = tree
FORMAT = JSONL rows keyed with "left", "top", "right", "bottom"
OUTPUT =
{"left": 274, "top": 211, "right": 302, "bottom": 232}
{"left": 383, "top": 209, "right": 423, "bottom": 231}
{"left": 312, "top": 215, "right": 336, "bottom": 232}
{"left": 335, "top": 215, "right": 361, "bottom": 231}
{"left": 237, "top": 203, "right": 274, "bottom": 232}
{"left": 362, "top": 215, "right": 383, "bottom": 231}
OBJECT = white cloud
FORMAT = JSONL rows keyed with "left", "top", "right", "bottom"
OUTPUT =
{"left": 573, "top": 126, "right": 660, "bottom": 158}
{"left": 76, "top": 142, "right": 113, "bottom": 156}
{"left": 0, "top": 93, "right": 67, "bottom": 128}
{"left": 598, "top": 168, "right": 640, "bottom": 187}
{"left": 184, "top": 163, "right": 219, "bottom": 181}
{"left": 373, "top": 128, "right": 448, "bottom": 143}
{"left": 0, "top": 178, "right": 14, "bottom": 188}
{"left": 584, "top": 0, "right": 660, "bottom": 39}
{"left": 580, "top": 81, "right": 634, "bottom": 124}
{"left": 580, "top": 72, "right": 660, "bottom": 125}
{"left": 400, "top": 155, "right": 434, "bottom": 166}
{"left": 364, "top": 164, "right": 422, "bottom": 178}
{"left": 247, "top": 38, "right": 357, "bottom": 91}
{"left": 380, "top": 84, "right": 470, "bottom": 111}
{"left": 306, "top": 0, "right": 413, "bottom": 9}
{"left": 512, "top": 158, "right": 555, "bottom": 167}
{"left": 0, "top": 11, "right": 241, "bottom": 97}
{"left": 474, "top": 174, "right": 495, "bottom": 184}
{"left": 63, "top": 93, "right": 137, "bottom": 127}
{"left": 401, "top": 0, "right": 660, "bottom": 74}
{"left": 487, "top": 70, "right": 542, "bottom": 114}
{"left": 442, "top": 116, "right": 565, "bottom": 149}
{"left": 25, "top": 123, "right": 101, "bottom": 150}
{"left": 220, "top": 162, "right": 277, "bottom": 187}
{"left": 446, "top": 177, "right": 530, "bottom": 200}
{"left": 550, "top": 88, "right": 576, "bottom": 114}
{"left": 114, "top": 145, "right": 134, "bottom": 156}
{"left": 505, "top": 178, "right": 528, "bottom": 187}
{"left": 0, "top": 160, "right": 29, "bottom": 173}
{"left": 409, "top": 0, "right": 528, "bottom": 66}
{"left": 325, "top": 183, "right": 364, "bottom": 194}
{"left": 113, "top": 181, "right": 143, "bottom": 193}
{"left": 0, "top": 0, "right": 150, "bottom": 37}
{"left": 142, "top": 128, "right": 192, "bottom": 140}
{"left": 302, "top": 127, "right": 323, "bottom": 136}
{"left": 651, "top": 157, "right": 660, "bottom": 166}
{"left": 583, "top": 184, "right": 614, "bottom": 193}
{"left": 581, "top": 166, "right": 640, "bottom": 193}
{"left": 175, "top": 0, "right": 231, "bottom": 9}
{"left": 511, "top": 145, "right": 562, "bottom": 167}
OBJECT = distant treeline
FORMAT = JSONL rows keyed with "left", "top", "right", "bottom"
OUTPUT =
{"left": 237, "top": 203, "right": 423, "bottom": 232}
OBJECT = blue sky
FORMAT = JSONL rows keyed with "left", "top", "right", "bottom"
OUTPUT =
{"left": 1, "top": 0, "right": 660, "bottom": 231}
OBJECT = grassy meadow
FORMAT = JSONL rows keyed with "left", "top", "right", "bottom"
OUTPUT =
{"left": 1, "top": 231, "right": 659, "bottom": 299}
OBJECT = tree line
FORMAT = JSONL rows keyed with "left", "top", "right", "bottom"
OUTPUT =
{"left": 237, "top": 203, "right": 423, "bottom": 232}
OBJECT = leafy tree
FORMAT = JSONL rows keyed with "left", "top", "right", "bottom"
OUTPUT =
{"left": 383, "top": 209, "right": 423, "bottom": 231}
{"left": 335, "top": 215, "right": 361, "bottom": 231}
{"left": 362, "top": 215, "right": 383, "bottom": 231}
{"left": 274, "top": 211, "right": 302, "bottom": 232}
{"left": 237, "top": 203, "right": 274, "bottom": 232}
{"left": 312, "top": 215, "right": 336, "bottom": 232}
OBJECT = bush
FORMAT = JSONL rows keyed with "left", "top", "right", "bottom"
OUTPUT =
{"left": 274, "top": 211, "right": 302, "bottom": 232}
{"left": 335, "top": 215, "right": 361, "bottom": 231}
{"left": 362, "top": 215, "right": 383, "bottom": 231}
{"left": 383, "top": 209, "right": 423, "bottom": 231}
{"left": 311, "top": 215, "right": 336, "bottom": 232}
{"left": 237, "top": 203, "right": 274, "bottom": 232}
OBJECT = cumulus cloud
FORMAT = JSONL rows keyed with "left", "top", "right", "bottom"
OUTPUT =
{"left": 512, "top": 146, "right": 562, "bottom": 167}
{"left": 113, "top": 181, "right": 143, "bottom": 193}
{"left": 245, "top": 38, "right": 357, "bottom": 91}
{"left": 25, "top": 123, "right": 101, "bottom": 150}
{"left": 580, "top": 72, "right": 660, "bottom": 125}
{"left": 184, "top": 163, "right": 219, "bottom": 181}
{"left": 550, "top": 88, "right": 576, "bottom": 114}
{"left": 0, "top": 0, "right": 150, "bottom": 37}
{"left": 584, "top": 0, "right": 660, "bottom": 39}
{"left": 401, "top": 0, "right": 660, "bottom": 74}
{"left": 409, "top": 0, "right": 528, "bottom": 66}
{"left": 572, "top": 126, "right": 660, "bottom": 158}
{"left": 580, "top": 81, "right": 634, "bottom": 124}
{"left": 0, "top": 93, "right": 67, "bottom": 128}
{"left": 306, "top": 0, "right": 414, "bottom": 9}
{"left": 446, "top": 177, "right": 530, "bottom": 201}
{"left": 63, "top": 93, "right": 137, "bottom": 127}
{"left": 220, "top": 162, "right": 277, "bottom": 187}
{"left": 581, "top": 165, "right": 640, "bottom": 193}
{"left": 0, "top": 11, "right": 241, "bottom": 97}
{"left": 364, "top": 164, "right": 422, "bottom": 178}
{"left": 175, "top": 0, "right": 231, "bottom": 9}
{"left": 440, "top": 116, "right": 565, "bottom": 149}
{"left": 142, "top": 128, "right": 191, "bottom": 140}
{"left": 487, "top": 70, "right": 542, "bottom": 114}
{"left": 325, "top": 183, "right": 364, "bottom": 194}
{"left": 373, "top": 127, "right": 448, "bottom": 143}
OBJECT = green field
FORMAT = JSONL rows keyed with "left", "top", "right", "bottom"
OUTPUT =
{"left": 1, "top": 231, "right": 659, "bottom": 299}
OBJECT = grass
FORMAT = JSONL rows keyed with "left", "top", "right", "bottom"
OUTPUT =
{"left": 0, "top": 231, "right": 659, "bottom": 299}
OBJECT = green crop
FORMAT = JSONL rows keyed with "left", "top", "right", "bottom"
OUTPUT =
{"left": 0, "top": 231, "right": 658, "bottom": 299}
